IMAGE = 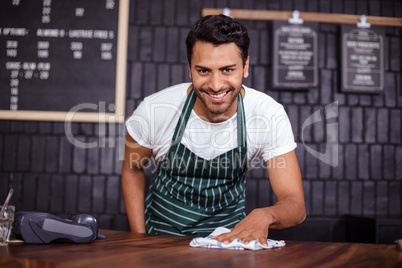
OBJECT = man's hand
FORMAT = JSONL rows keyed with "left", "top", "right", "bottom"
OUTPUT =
{"left": 211, "top": 208, "right": 271, "bottom": 246}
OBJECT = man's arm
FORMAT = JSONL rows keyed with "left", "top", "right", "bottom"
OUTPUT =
{"left": 212, "top": 150, "right": 306, "bottom": 245}
{"left": 121, "top": 133, "right": 153, "bottom": 233}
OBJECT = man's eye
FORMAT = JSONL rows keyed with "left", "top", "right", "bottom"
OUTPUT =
{"left": 223, "top": 69, "right": 234, "bottom": 73}
{"left": 198, "top": 69, "right": 209, "bottom": 74}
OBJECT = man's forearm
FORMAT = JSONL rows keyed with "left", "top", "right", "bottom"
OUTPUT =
{"left": 262, "top": 193, "right": 306, "bottom": 230}
{"left": 121, "top": 165, "right": 146, "bottom": 233}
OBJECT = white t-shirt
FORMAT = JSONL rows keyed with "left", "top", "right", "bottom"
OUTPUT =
{"left": 126, "top": 83, "right": 296, "bottom": 169}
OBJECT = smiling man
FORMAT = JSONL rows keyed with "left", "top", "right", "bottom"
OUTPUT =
{"left": 122, "top": 15, "right": 306, "bottom": 246}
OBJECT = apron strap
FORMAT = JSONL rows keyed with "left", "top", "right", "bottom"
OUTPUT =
{"left": 172, "top": 89, "right": 247, "bottom": 148}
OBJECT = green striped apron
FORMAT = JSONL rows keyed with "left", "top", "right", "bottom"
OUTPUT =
{"left": 144, "top": 90, "right": 248, "bottom": 237}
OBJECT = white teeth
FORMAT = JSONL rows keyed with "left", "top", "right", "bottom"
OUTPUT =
{"left": 209, "top": 92, "right": 226, "bottom": 98}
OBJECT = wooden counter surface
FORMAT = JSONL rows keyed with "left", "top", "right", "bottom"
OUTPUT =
{"left": 0, "top": 229, "right": 401, "bottom": 267}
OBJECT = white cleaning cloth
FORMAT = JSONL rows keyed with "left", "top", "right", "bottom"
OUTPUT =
{"left": 189, "top": 227, "right": 286, "bottom": 250}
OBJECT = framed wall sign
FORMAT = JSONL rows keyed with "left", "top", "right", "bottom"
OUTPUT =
{"left": 272, "top": 20, "right": 318, "bottom": 89}
{"left": 341, "top": 24, "right": 384, "bottom": 93}
{"left": 0, "top": 0, "right": 129, "bottom": 122}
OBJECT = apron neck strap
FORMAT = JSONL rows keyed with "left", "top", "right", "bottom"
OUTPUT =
{"left": 172, "top": 89, "right": 247, "bottom": 148}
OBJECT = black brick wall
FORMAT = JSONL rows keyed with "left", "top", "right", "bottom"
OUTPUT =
{"left": 1, "top": 0, "right": 401, "bottom": 240}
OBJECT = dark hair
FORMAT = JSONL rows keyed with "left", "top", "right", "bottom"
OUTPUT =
{"left": 186, "top": 15, "right": 250, "bottom": 67}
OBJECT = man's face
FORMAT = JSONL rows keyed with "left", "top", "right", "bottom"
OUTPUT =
{"left": 188, "top": 41, "right": 249, "bottom": 122}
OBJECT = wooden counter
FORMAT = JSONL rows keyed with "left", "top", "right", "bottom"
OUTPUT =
{"left": 0, "top": 229, "right": 401, "bottom": 267}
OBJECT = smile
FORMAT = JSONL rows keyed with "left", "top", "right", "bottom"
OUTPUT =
{"left": 207, "top": 91, "right": 229, "bottom": 99}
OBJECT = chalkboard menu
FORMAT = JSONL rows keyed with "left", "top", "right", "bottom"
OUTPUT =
{"left": 341, "top": 25, "right": 384, "bottom": 93}
{"left": 272, "top": 21, "right": 318, "bottom": 89}
{"left": 0, "top": 0, "right": 129, "bottom": 122}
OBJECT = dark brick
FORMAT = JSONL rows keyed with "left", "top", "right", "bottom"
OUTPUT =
{"left": 337, "top": 181, "right": 349, "bottom": 215}
{"left": 369, "top": 0, "right": 381, "bottom": 16}
{"left": 253, "top": 67, "right": 266, "bottom": 97}
{"left": 376, "top": 182, "right": 388, "bottom": 215}
{"left": 295, "top": 146, "right": 305, "bottom": 179}
{"left": 377, "top": 108, "right": 388, "bottom": 143}
{"left": 257, "top": 179, "right": 271, "bottom": 208}
{"left": 24, "top": 121, "right": 38, "bottom": 134}
{"left": 318, "top": 32, "right": 325, "bottom": 69}
{"left": 22, "top": 174, "right": 37, "bottom": 211}
{"left": 320, "top": 70, "right": 332, "bottom": 105}
{"left": 144, "top": 63, "right": 157, "bottom": 96}
{"left": 280, "top": 0, "right": 292, "bottom": 10}
{"left": 307, "top": 87, "right": 319, "bottom": 105}
{"left": 189, "top": 0, "right": 202, "bottom": 25}
{"left": 307, "top": 0, "right": 319, "bottom": 12}
{"left": 149, "top": 0, "right": 163, "bottom": 25}
{"left": 326, "top": 34, "right": 337, "bottom": 69}
{"left": 294, "top": 0, "right": 306, "bottom": 11}
{"left": 176, "top": 0, "right": 189, "bottom": 26}
{"left": 325, "top": 181, "right": 336, "bottom": 216}
{"left": 106, "top": 176, "right": 120, "bottom": 213}
{"left": 127, "top": 26, "right": 139, "bottom": 61}
{"left": 135, "top": 0, "right": 149, "bottom": 25}
{"left": 3, "top": 135, "right": 17, "bottom": 171}
{"left": 51, "top": 175, "right": 64, "bottom": 212}
{"left": 311, "top": 180, "right": 324, "bottom": 215}
{"left": 53, "top": 122, "right": 65, "bottom": 135}
{"left": 45, "top": 136, "right": 58, "bottom": 173}
{"left": 364, "top": 108, "right": 376, "bottom": 143}
{"left": 31, "top": 136, "right": 45, "bottom": 172}
{"left": 313, "top": 106, "right": 325, "bottom": 143}
{"left": 300, "top": 106, "right": 313, "bottom": 143}
{"left": 9, "top": 173, "right": 22, "bottom": 208}
{"left": 363, "top": 181, "right": 375, "bottom": 216}
{"left": 130, "top": 63, "right": 143, "bottom": 99}
{"left": 305, "top": 143, "right": 319, "bottom": 179}
{"left": 167, "top": 28, "right": 179, "bottom": 63}
{"left": 302, "top": 181, "right": 311, "bottom": 216}
{"left": 100, "top": 146, "right": 114, "bottom": 174}
{"left": 344, "top": 0, "right": 356, "bottom": 14}
{"left": 17, "top": 135, "right": 31, "bottom": 171}
{"left": 332, "top": 144, "right": 343, "bottom": 179}
{"left": 389, "top": 182, "right": 401, "bottom": 215}
{"left": 333, "top": 72, "right": 346, "bottom": 105}
{"left": 381, "top": 0, "right": 393, "bottom": 17}
{"left": 359, "top": 95, "right": 371, "bottom": 106}
{"left": 339, "top": 107, "right": 350, "bottom": 143}
{"left": 356, "top": 0, "right": 369, "bottom": 14}
{"left": 358, "top": 144, "right": 370, "bottom": 180}
{"left": 383, "top": 145, "right": 395, "bottom": 180}
{"left": 153, "top": 27, "right": 166, "bottom": 62}
{"left": 87, "top": 141, "right": 99, "bottom": 175}
{"left": 37, "top": 175, "right": 50, "bottom": 211}
{"left": 293, "top": 91, "right": 306, "bottom": 105}
{"left": 139, "top": 27, "right": 153, "bottom": 61}
{"left": 286, "top": 105, "right": 299, "bottom": 141}
{"left": 245, "top": 178, "right": 257, "bottom": 213}
{"left": 384, "top": 72, "right": 397, "bottom": 107}
{"left": 390, "top": 110, "right": 401, "bottom": 144}
{"left": 370, "top": 145, "right": 382, "bottom": 180}
{"left": 59, "top": 136, "right": 72, "bottom": 173}
{"left": 345, "top": 144, "right": 357, "bottom": 180}
{"left": 39, "top": 122, "right": 51, "bottom": 134}
{"left": 0, "top": 174, "right": 10, "bottom": 201}
{"left": 351, "top": 107, "right": 363, "bottom": 143}
{"left": 384, "top": 36, "right": 390, "bottom": 72}
{"left": 396, "top": 1, "right": 402, "bottom": 17}
{"left": 268, "top": 0, "right": 280, "bottom": 10}
{"left": 65, "top": 175, "right": 78, "bottom": 212}
{"left": 171, "top": 64, "right": 185, "bottom": 85}
{"left": 179, "top": 28, "right": 189, "bottom": 63}
{"left": 259, "top": 30, "right": 269, "bottom": 65}
{"left": 248, "top": 29, "right": 259, "bottom": 65}
{"left": 319, "top": 144, "right": 331, "bottom": 179}
{"left": 396, "top": 146, "right": 402, "bottom": 180}
{"left": 281, "top": 92, "right": 293, "bottom": 104}
{"left": 93, "top": 176, "right": 106, "bottom": 213}
{"left": 372, "top": 92, "right": 384, "bottom": 107}
{"left": 350, "top": 181, "right": 362, "bottom": 215}
{"left": 78, "top": 176, "right": 92, "bottom": 213}
{"left": 10, "top": 121, "right": 24, "bottom": 132}
{"left": 163, "top": 0, "right": 175, "bottom": 26}
{"left": 73, "top": 136, "right": 86, "bottom": 174}
{"left": 319, "top": 0, "right": 330, "bottom": 12}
